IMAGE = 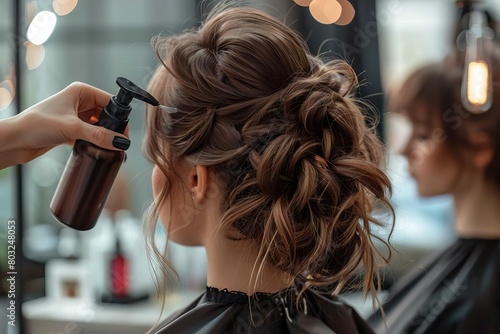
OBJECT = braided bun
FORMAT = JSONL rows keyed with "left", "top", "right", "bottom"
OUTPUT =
{"left": 145, "top": 5, "right": 393, "bottom": 302}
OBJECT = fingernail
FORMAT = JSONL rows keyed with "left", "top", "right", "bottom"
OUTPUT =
{"left": 112, "top": 136, "right": 130, "bottom": 150}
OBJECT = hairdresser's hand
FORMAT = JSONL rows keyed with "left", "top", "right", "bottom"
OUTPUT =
{"left": 0, "top": 82, "right": 130, "bottom": 169}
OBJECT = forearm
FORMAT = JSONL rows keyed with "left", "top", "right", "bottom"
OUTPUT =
{"left": 0, "top": 83, "right": 123, "bottom": 170}
{"left": 0, "top": 115, "right": 24, "bottom": 169}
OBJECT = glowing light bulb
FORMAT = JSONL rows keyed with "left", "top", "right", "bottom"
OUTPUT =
{"left": 27, "top": 11, "right": 57, "bottom": 45}
{"left": 461, "top": 11, "right": 494, "bottom": 113}
{"left": 466, "top": 61, "right": 489, "bottom": 105}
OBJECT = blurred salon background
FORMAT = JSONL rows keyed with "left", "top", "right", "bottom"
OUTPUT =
{"left": 0, "top": 0, "right": 498, "bottom": 333}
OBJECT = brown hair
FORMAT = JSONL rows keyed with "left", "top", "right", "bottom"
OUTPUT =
{"left": 390, "top": 45, "right": 500, "bottom": 188}
{"left": 143, "top": 3, "right": 393, "bottom": 309}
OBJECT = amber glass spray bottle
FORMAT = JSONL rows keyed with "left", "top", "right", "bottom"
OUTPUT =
{"left": 51, "top": 77, "right": 159, "bottom": 231}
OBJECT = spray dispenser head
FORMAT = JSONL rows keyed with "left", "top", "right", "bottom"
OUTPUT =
{"left": 98, "top": 77, "right": 159, "bottom": 133}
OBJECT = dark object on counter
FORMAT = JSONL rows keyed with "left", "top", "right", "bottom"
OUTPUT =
{"left": 368, "top": 238, "right": 500, "bottom": 334}
{"left": 110, "top": 232, "right": 128, "bottom": 297}
{"left": 100, "top": 222, "right": 150, "bottom": 305}
{"left": 100, "top": 292, "right": 149, "bottom": 305}
{"left": 153, "top": 286, "right": 374, "bottom": 334}
{"left": 50, "top": 77, "right": 159, "bottom": 231}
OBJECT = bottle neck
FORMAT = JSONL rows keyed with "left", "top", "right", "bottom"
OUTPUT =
{"left": 97, "top": 97, "right": 130, "bottom": 133}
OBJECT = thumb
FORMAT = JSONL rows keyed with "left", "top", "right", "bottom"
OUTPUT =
{"left": 77, "top": 122, "right": 130, "bottom": 150}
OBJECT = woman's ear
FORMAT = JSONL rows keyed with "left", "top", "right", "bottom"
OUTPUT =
{"left": 469, "top": 132, "right": 494, "bottom": 169}
{"left": 188, "top": 165, "right": 209, "bottom": 203}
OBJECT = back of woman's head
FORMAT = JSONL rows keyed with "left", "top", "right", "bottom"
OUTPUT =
{"left": 145, "top": 4, "right": 393, "bottom": 300}
{"left": 391, "top": 42, "right": 500, "bottom": 188}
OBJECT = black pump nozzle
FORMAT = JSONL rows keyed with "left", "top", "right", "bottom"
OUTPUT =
{"left": 115, "top": 77, "right": 159, "bottom": 106}
{"left": 97, "top": 77, "right": 159, "bottom": 133}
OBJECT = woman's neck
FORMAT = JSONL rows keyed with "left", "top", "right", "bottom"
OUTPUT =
{"left": 203, "top": 235, "right": 293, "bottom": 295}
{"left": 453, "top": 178, "right": 500, "bottom": 239}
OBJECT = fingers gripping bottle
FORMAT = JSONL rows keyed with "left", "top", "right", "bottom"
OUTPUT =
{"left": 51, "top": 78, "right": 158, "bottom": 231}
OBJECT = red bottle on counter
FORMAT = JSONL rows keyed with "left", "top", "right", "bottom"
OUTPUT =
{"left": 111, "top": 234, "right": 128, "bottom": 297}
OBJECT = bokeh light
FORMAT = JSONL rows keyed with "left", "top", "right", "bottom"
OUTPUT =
{"left": 25, "top": 1, "right": 39, "bottom": 22}
{"left": 53, "top": 0, "right": 78, "bottom": 16}
{"left": 293, "top": 0, "right": 313, "bottom": 6}
{"left": 25, "top": 41, "right": 46, "bottom": 70}
{"left": 0, "top": 79, "right": 15, "bottom": 111}
{"left": 309, "top": 0, "right": 342, "bottom": 25}
{"left": 27, "top": 11, "right": 57, "bottom": 45}
{"left": 336, "top": 0, "right": 355, "bottom": 26}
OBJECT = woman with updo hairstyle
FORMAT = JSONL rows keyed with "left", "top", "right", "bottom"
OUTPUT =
{"left": 143, "top": 3, "right": 393, "bottom": 333}
{"left": 368, "top": 44, "right": 500, "bottom": 333}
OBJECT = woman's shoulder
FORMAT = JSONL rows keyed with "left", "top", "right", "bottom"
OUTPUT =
{"left": 300, "top": 289, "right": 375, "bottom": 334}
{"left": 153, "top": 286, "right": 374, "bottom": 334}
{"left": 368, "top": 238, "right": 500, "bottom": 334}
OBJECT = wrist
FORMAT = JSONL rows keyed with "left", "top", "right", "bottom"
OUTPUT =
{"left": 0, "top": 114, "right": 26, "bottom": 168}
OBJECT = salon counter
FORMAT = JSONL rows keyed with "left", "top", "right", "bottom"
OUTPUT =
{"left": 23, "top": 291, "right": 201, "bottom": 334}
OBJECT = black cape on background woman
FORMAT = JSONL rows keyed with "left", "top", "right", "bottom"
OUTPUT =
{"left": 368, "top": 238, "right": 500, "bottom": 334}
{"left": 154, "top": 286, "right": 374, "bottom": 333}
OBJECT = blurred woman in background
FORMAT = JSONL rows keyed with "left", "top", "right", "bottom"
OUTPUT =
{"left": 369, "top": 43, "right": 500, "bottom": 333}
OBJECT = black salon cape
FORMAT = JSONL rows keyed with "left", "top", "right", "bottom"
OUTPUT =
{"left": 153, "top": 286, "right": 374, "bottom": 334}
{"left": 368, "top": 238, "right": 500, "bottom": 334}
